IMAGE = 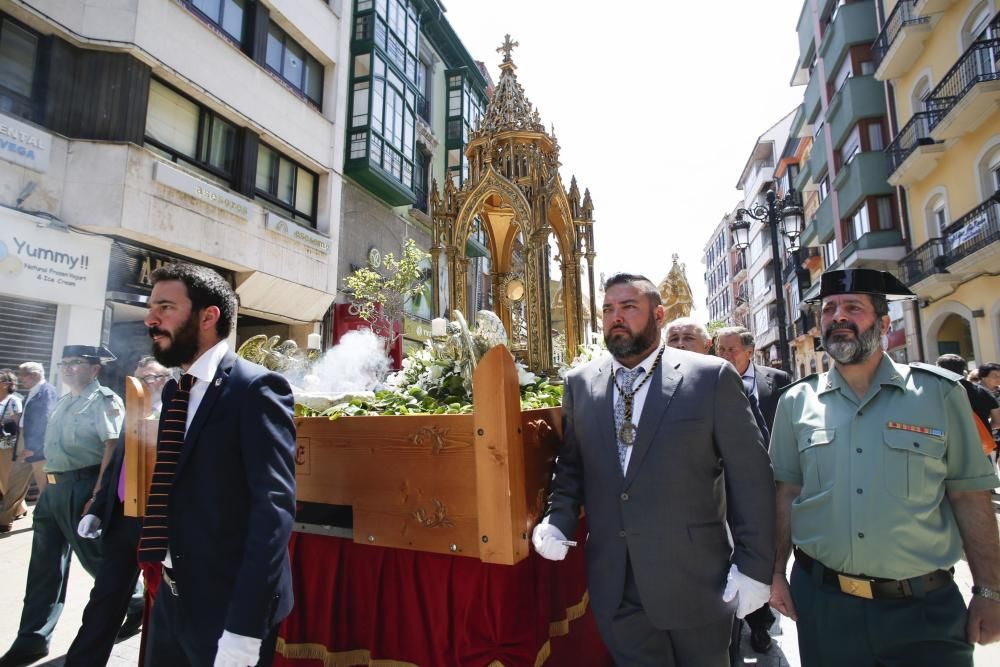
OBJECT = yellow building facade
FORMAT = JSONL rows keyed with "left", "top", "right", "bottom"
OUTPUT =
{"left": 878, "top": 0, "right": 1000, "bottom": 365}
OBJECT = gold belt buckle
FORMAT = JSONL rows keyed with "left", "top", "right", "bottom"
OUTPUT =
{"left": 837, "top": 574, "right": 874, "bottom": 599}
{"left": 46, "top": 473, "right": 56, "bottom": 485}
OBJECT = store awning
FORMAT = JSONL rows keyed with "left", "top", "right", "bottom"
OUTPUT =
{"left": 235, "top": 271, "right": 335, "bottom": 324}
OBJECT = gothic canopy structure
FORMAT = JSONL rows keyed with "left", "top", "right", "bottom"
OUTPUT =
{"left": 431, "top": 35, "right": 598, "bottom": 372}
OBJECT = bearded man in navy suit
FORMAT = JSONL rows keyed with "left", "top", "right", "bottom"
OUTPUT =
{"left": 140, "top": 263, "right": 296, "bottom": 667}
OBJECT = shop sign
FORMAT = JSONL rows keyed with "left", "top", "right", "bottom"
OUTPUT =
{"left": 0, "top": 210, "right": 110, "bottom": 308}
{"left": 107, "top": 241, "right": 234, "bottom": 299}
{"left": 153, "top": 161, "right": 250, "bottom": 219}
{"left": 403, "top": 316, "right": 432, "bottom": 341}
{"left": 0, "top": 112, "right": 51, "bottom": 173}
{"left": 264, "top": 212, "right": 330, "bottom": 254}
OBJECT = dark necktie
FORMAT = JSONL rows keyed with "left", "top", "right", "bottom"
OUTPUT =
{"left": 138, "top": 373, "right": 194, "bottom": 563}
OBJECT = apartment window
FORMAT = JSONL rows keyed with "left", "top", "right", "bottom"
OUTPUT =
{"left": 840, "top": 127, "right": 861, "bottom": 167}
{"left": 833, "top": 57, "right": 852, "bottom": 92}
{"left": 848, "top": 205, "right": 871, "bottom": 242}
{"left": 867, "top": 122, "right": 884, "bottom": 152}
{"left": 0, "top": 17, "right": 38, "bottom": 119}
{"left": 873, "top": 197, "right": 894, "bottom": 231}
{"left": 145, "top": 79, "right": 239, "bottom": 182}
{"left": 266, "top": 23, "right": 323, "bottom": 107}
{"left": 823, "top": 239, "right": 838, "bottom": 267}
{"left": 255, "top": 143, "right": 317, "bottom": 224}
{"left": 819, "top": 177, "right": 830, "bottom": 202}
{"left": 186, "top": 0, "right": 245, "bottom": 43}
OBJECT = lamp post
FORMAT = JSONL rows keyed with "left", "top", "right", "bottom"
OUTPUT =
{"left": 729, "top": 188, "right": 804, "bottom": 373}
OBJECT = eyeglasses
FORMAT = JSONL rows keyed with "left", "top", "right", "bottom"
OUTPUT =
{"left": 57, "top": 360, "right": 92, "bottom": 369}
{"left": 138, "top": 374, "right": 172, "bottom": 385}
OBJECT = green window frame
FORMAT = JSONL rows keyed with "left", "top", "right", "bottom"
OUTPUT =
{"left": 445, "top": 69, "right": 484, "bottom": 186}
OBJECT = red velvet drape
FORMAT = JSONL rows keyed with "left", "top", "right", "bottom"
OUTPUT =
{"left": 274, "top": 523, "right": 610, "bottom": 667}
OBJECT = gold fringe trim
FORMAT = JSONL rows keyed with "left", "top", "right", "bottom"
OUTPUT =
{"left": 275, "top": 589, "right": 592, "bottom": 667}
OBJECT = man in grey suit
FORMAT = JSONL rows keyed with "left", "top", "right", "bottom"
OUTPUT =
{"left": 533, "top": 273, "right": 776, "bottom": 666}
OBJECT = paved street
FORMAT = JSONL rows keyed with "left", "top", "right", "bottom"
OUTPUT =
{"left": 1, "top": 500, "right": 998, "bottom": 666}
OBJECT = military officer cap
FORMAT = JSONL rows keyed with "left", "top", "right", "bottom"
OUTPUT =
{"left": 807, "top": 268, "right": 916, "bottom": 303}
{"left": 62, "top": 344, "right": 117, "bottom": 364}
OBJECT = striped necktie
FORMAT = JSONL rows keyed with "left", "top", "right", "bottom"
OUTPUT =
{"left": 138, "top": 373, "right": 194, "bottom": 563}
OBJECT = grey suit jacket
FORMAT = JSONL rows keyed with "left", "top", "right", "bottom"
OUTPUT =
{"left": 545, "top": 347, "right": 775, "bottom": 629}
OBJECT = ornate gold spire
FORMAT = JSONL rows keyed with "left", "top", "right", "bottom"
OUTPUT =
{"left": 472, "top": 34, "right": 546, "bottom": 138}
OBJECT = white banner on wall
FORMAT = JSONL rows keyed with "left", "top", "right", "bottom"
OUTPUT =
{"left": 0, "top": 209, "right": 111, "bottom": 309}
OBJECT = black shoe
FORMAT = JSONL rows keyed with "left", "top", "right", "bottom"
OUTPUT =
{"left": 0, "top": 647, "right": 48, "bottom": 667}
{"left": 116, "top": 612, "right": 143, "bottom": 641}
{"left": 749, "top": 626, "right": 773, "bottom": 653}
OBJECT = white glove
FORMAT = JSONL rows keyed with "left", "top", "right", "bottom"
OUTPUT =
{"left": 722, "top": 563, "right": 772, "bottom": 619}
{"left": 531, "top": 521, "right": 569, "bottom": 561}
{"left": 214, "top": 630, "right": 262, "bottom": 667}
{"left": 77, "top": 514, "right": 102, "bottom": 539}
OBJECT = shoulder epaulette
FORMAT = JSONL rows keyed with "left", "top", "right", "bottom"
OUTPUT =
{"left": 96, "top": 386, "right": 119, "bottom": 398}
{"left": 909, "top": 362, "right": 962, "bottom": 382}
{"left": 779, "top": 372, "right": 819, "bottom": 395}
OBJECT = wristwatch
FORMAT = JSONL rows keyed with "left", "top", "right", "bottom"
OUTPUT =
{"left": 972, "top": 585, "right": 1000, "bottom": 602}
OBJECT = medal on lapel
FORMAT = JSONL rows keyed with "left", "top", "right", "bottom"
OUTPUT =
{"left": 619, "top": 420, "right": 637, "bottom": 445}
{"left": 614, "top": 345, "right": 665, "bottom": 447}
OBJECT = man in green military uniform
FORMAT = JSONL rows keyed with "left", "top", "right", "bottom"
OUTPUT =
{"left": 0, "top": 345, "right": 124, "bottom": 667}
{"left": 769, "top": 268, "right": 1000, "bottom": 666}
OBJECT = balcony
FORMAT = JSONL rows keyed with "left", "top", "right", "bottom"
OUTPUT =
{"left": 804, "top": 70, "right": 823, "bottom": 125}
{"left": 797, "top": 3, "right": 817, "bottom": 77}
{"left": 886, "top": 110, "right": 947, "bottom": 186}
{"left": 835, "top": 151, "right": 893, "bottom": 215}
{"left": 899, "top": 197, "right": 1000, "bottom": 296}
{"left": 814, "top": 194, "right": 835, "bottom": 243}
{"left": 756, "top": 325, "right": 779, "bottom": 349}
{"left": 913, "top": 0, "right": 958, "bottom": 17}
{"left": 733, "top": 251, "right": 748, "bottom": 279}
{"left": 900, "top": 238, "right": 956, "bottom": 296}
{"left": 818, "top": 1, "right": 879, "bottom": 81}
{"left": 840, "top": 229, "right": 906, "bottom": 268}
{"left": 873, "top": 0, "right": 932, "bottom": 81}
{"left": 943, "top": 197, "right": 1000, "bottom": 279}
{"left": 807, "top": 126, "right": 828, "bottom": 180}
{"left": 792, "top": 310, "right": 817, "bottom": 340}
{"left": 927, "top": 38, "right": 1000, "bottom": 141}
{"left": 416, "top": 93, "right": 431, "bottom": 124}
{"left": 827, "top": 75, "right": 886, "bottom": 150}
{"left": 795, "top": 151, "right": 814, "bottom": 192}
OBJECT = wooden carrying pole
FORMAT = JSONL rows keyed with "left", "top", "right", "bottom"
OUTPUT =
{"left": 473, "top": 345, "right": 530, "bottom": 564}
{"left": 123, "top": 376, "right": 157, "bottom": 518}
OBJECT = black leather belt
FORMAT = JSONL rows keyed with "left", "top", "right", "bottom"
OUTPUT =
{"left": 161, "top": 566, "right": 179, "bottom": 596}
{"left": 45, "top": 465, "right": 100, "bottom": 485}
{"left": 794, "top": 549, "right": 952, "bottom": 600}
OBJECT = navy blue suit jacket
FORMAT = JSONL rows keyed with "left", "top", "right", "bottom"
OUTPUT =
{"left": 157, "top": 351, "right": 296, "bottom": 640}
{"left": 19, "top": 382, "right": 58, "bottom": 463}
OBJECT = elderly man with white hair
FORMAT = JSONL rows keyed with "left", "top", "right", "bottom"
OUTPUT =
{"left": 0, "top": 362, "right": 58, "bottom": 532}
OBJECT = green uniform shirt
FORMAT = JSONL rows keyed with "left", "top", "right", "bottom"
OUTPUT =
{"left": 43, "top": 379, "right": 123, "bottom": 473}
{"left": 770, "top": 353, "right": 999, "bottom": 580}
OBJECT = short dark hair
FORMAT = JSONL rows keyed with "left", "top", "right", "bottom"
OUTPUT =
{"left": 936, "top": 353, "right": 967, "bottom": 376}
{"left": 603, "top": 272, "right": 662, "bottom": 306}
{"left": 979, "top": 362, "right": 1000, "bottom": 378}
{"left": 150, "top": 263, "right": 237, "bottom": 338}
{"left": 714, "top": 326, "right": 754, "bottom": 348}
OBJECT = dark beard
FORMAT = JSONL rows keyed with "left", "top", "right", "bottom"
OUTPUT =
{"left": 605, "top": 314, "right": 659, "bottom": 360}
{"left": 822, "top": 320, "right": 881, "bottom": 365}
{"left": 149, "top": 313, "right": 201, "bottom": 367}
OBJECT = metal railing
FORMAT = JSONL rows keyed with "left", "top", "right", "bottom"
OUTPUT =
{"left": 872, "top": 0, "right": 928, "bottom": 69}
{"left": 900, "top": 237, "right": 947, "bottom": 285}
{"left": 416, "top": 93, "right": 431, "bottom": 124}
{"left": 886, "top": 110, "right": 944, "bottom": 172}
{"left": 943, "top": 198, "right": 1000, "bottom": 265}
{"left": 926, "top": 37, "right": 1000, "bottom": 125}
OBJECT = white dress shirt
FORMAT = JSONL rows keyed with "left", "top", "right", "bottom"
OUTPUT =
{"left": 741, "top": 361, "right": 758, "bottom": 400}
{"left": 163, "top": 340, "right": 228, "bottom": 568}
{"left": 611, "top": 344, "right": 664, "bottom": 472}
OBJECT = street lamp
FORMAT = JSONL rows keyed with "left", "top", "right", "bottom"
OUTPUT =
{"left": 729, "top": 188, "right": 804, "bottom": 373}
